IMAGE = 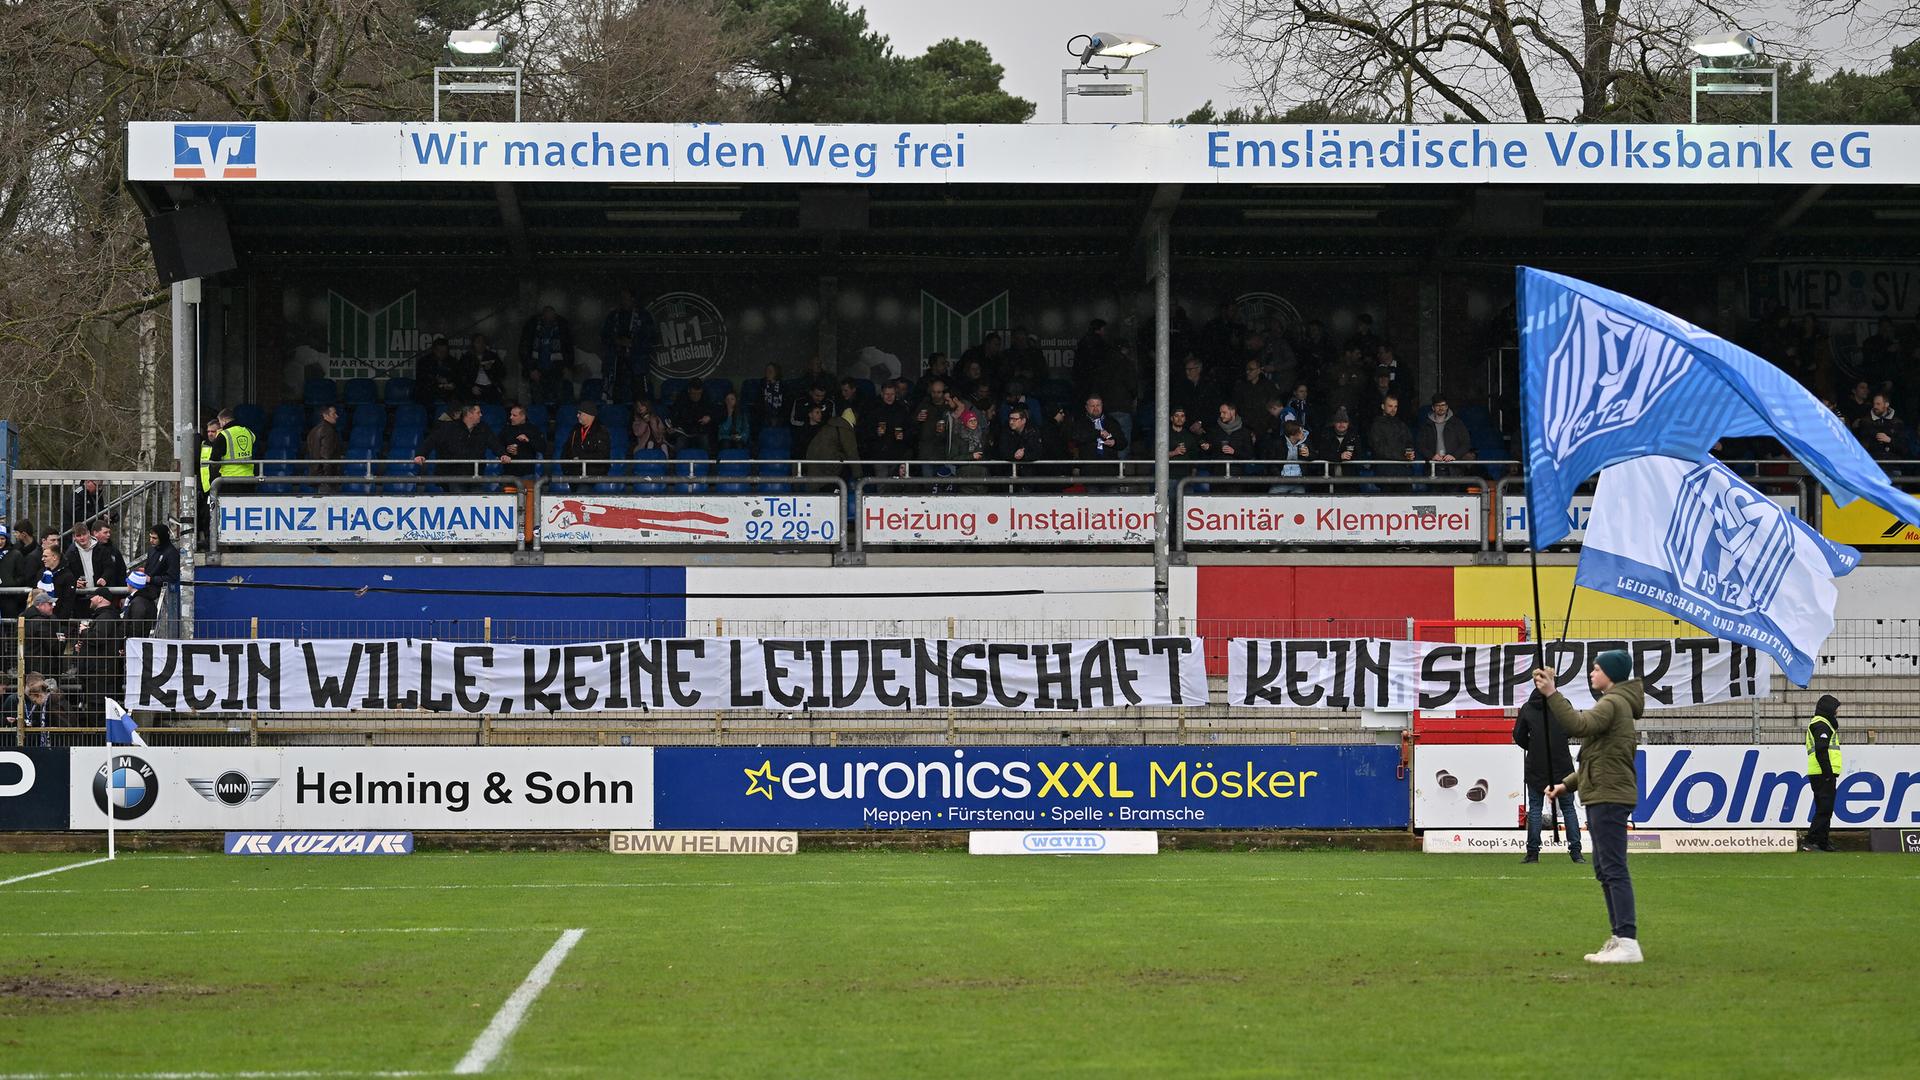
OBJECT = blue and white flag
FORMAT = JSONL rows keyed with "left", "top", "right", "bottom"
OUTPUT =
{"left": 105, "top": 698, "right": 145, "bottom": 746}
{"left": 1576, "top": 456, "right": 1858, "bottom": 686}
{"left": 1518, "top": 267, "right": 1920, "bottom": 548}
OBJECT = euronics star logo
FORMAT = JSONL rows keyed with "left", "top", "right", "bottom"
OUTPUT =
{"left": 743, "top": 761, "right": 780, "bottom": 800}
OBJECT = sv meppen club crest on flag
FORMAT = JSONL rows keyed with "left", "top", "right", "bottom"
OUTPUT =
{"left": 1575, "top": 456, "right": 1858, "bottom": 686}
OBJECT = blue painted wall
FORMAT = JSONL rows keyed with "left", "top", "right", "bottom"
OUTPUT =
{"left": 192, "top": 565, "right": 687, "bottom": 641}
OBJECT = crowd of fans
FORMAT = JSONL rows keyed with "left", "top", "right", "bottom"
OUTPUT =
{"left": 0, "top": 511, "right": 179, "bottom": 740}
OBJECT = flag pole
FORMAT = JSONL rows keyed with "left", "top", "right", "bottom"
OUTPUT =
{"left": 107, "top": 749, "right": 117, "bottom": 861}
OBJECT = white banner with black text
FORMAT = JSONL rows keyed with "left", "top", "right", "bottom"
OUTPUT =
{"left": 126, "top": 637, "right": 1210, "bottom": 715}
{"left": 1228, "top": 637, "right": 1775, "bottom": 711}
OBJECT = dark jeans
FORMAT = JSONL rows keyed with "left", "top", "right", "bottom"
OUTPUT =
{"left": 1526, "top": 786, "right": 1582, "bottom": 855}
{"left": 1808, "top": 775, "right": 1837, "bottom": 846}
{"left": 1588, "top": 803, "right": 1637, "bottom": 940}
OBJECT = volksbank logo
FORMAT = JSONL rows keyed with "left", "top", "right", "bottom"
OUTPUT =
{"left": 1663, "top": 463, "right": 1795, "bottom": 615}
{"left": 1542, "top": 296, "right": 1694, "bottom": 458}
{"left": 921, "top": 290, "right": 1009, "bottom": 362}
{"left": 173, "top": 124, "right": 256, "bottom": 179}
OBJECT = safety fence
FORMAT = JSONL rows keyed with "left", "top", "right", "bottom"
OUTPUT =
{"left": 6, "top": 617, "right": 1914, "bottom": 749}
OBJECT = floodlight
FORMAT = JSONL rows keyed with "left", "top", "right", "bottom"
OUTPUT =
{"left": 1689, "top": 31, "right": 1760, "bottom": 59}
{"left": 1074, "top": 32, "right": 1160, "bottom": 67}
{"left": 448, "top": 29, "right": 503, "bottom": 56}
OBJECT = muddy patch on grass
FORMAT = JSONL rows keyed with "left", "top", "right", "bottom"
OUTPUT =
{"left": 0, "top": 972, "right": 221, "bottom": 1008}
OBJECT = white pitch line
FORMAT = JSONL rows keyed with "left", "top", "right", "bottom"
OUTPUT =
{"left": 0, "top": 856, "right": 113, "bottom": 888}
{"left": 453, "top": 928, "right": 586, "bottom": 1075}
{"left": 0, "top": 926, "right": 552, "bottom": 939}
{"left": 0, "top": 1073, "right": 429, "bottom": 1079}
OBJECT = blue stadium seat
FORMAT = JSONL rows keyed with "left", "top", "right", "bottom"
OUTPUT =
{"left": 740, "top": 379, "right": 764, "bottom": 408}
{"left": 259, "top": 461, "right": 292, "bottom": 494}
{"left": 480, "top": 404, "right": 507, "bottom": 432}
{"left": 232, "top": 403, "right": 267, "bottom": 434}
{"left": 384, "top": 376, "right": 415, "bottom": 404}
{"left": 703, "top": 378, "right": 733, "bottom": 403}
{"left": 302, "top": 378, "right": 337, "bottom": 406}
{"left": 1035, "top": 378, "right": 1075, "bottom": 411}
{"left": 392, "top": 403, "right": 427, "bottom": 431}
{"left": 352, "top": 402, "right": 386, "bottom": 433}
{"left": 630, "top": 448, "right": 669, "bottom": 494}
{"left": 386, "top": 431, "right": 422, "bottom": 460}
{"left": 342, "top": 378, "right": 379, "bottom": 406}
{"left": 526, "top": 404, "right": 551, "bottom": 430}
{"left": 755, "top": 427, "right": 792, "bottom": 462}
{"left": 579, "top": 378, "right": 605, "bottom": 403}
{"left": 380, "top": 459, "right": 418, "bottom": 494}
{"left": 756, "top": 459, "right": 793, "bottom": 494}
{"left": 659, "top": 378, "right": 688, "bottom": 406}
{"left": 341, "top": 448, "right": 377, "bottom": 493}
{"left": 600, "top": 404, "right": 630, "bottom": 434}
{"left": 270, "top": 403, "right": 306, "bottom": 432}
{"left": 348, "top": 424, "right": 383, "bottom": 449}
{"left": 716, "top": 449, "right": 753, "bottom": 493}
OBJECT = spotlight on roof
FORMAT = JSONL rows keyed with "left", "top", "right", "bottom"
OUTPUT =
{"left": 448, "top": 29, "right": 503, "bottom": 56}
{"left": 1074, "top": 32, "right": 1160, "bottom": 68}
{"left": 1690, "top": 30, "right": 1760, "bottom": 59}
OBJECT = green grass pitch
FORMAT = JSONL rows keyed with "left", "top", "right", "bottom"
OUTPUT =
{"left": 1, "top": 849, "right": 1915, "bottom": 1078}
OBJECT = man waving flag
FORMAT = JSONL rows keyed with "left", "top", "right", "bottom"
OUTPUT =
{"left": 1576, "top": 456, "right": 1858, "bottom": 686}
{"left": 1518, "top": 267, "right": 1920, "bottom": 548}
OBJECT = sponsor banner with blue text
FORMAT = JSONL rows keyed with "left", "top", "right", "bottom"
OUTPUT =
{"left": 218, "top": 495, "right": 518, "bottom": 545}
{"left": 969, "top": 830, "right": 1159, "bottom": 855}
{"left": 653, "top": 746, "right": 1408, "bottom": 830}
{"left": 542, "top": 494, "right": 839, "bottom": 545}
{"left": 1637, "top": 745, "right": 1920, "bottom": 828}
{"left": 0, "top": 748, "right": 69, "bottom": 830}
{"left": 225, "top": 832, "right": 414, "bottom": 855}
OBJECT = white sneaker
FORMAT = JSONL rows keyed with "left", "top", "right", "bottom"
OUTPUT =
{"left": 1582, "top": 935, "right": 1618, "bottom": 962}
{"left": 1588, "top": 937, "right": 1643, "bottom": 964}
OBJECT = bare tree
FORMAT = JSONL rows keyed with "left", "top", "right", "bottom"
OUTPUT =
{"left": 507, "top": 0, "right": 760, "bottom": 122}
{"left": 1205, "top": 0, "right": 1795, "bottom": 123}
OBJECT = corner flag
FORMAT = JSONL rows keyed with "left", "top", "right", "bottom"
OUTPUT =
{"left": 106, "top": 698, "right": 145, "bottom": 746}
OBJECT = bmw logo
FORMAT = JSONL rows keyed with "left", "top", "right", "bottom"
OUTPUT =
{"left": 92, "top": 754, "right": 158, "bottom": 821}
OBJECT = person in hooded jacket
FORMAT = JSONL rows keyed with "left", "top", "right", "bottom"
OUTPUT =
{"left": 1514, "top": 687, "right": 1584, "bottom": 864}
{"left": 1803, "top": 694, "right": 1842, "bottom": 852}
{"left": 1537, "top": 649, "right": 1645, "bottom": 965}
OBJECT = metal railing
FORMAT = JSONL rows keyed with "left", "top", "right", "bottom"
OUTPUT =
{"left": 8, "top": 470, "right": 181, "bottom": 546}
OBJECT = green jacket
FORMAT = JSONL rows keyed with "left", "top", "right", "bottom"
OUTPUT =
{"left": 1545, "top": 679, "right": 1644, "bottom": 807}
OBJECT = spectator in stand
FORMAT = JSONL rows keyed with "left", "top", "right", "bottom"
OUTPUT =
{"left": 1203, "top": 402, "right": 1255, "bottom": 462}
{"left": 1171, "top": 355, "right": 1220, "bottom": 428}
{"left": 560, "top": 401, "right": 611, "bottom": 478}
{"left": 1070, "top": 320, "right": 1111, "bottom": 401}
{"left": 601, "top": 288, "right": 656, "bottom": 398}
{"left": 67, "top": 479, "right": 106, "bottom": 542}
{"left": 672, "top": 380, "right": 719, "bottom": 454}
{"left": 1324, "top": 343, "right": 1371, "bottom": 422}
{"left": 460, "top": 334, "right": 510, "bottom": 404}
{"left": 1068, "top": 394, "right": 1127, "bottom": 467}
{"left": 803, "top": 404, "right": 858, "bottom": 478}
{"left": 1369, "top": 394, "right": 1417, "bottom": 480}
{"left": 1347, "top": 312, "right": 1383, "bottom": 361}
{"left": 1417, "top": 394, "right": 1477, "bottom": 476}
{"left": 24, "top": 587, "right": 65, "bottom": 683}
{"left": 87, "top": 519, "right": 129, "bottom": 595}
{"left": 1081, "top": 345, "right": 1138, "bottom": 449}
{"left": 0, "top": 522, "right": 36, "bottom": 620}
{"left": 793, "top": 355, "right": 834, "bottom": 402}
{"left": 1281, "top": 381, "right": 1313, "bottom": 433}
{"left": 1367, "top": 366, "right": 1397, "bottom": 416}
{"left": 961, "top": 334, "right": 1004, "bottom": 382}
{"left": 520, "top": 305, "right": 576, "bottom": 404}
{"left": 1291, "top": 319, "right": 1332, "bottom": 387}
{"left": 912, "top": 379, "right": 952, "bottom": 464}
{"left": 1839, "top": 379, "right": 1875, "bottom": 426}
{"left": 497, "top": 403, "right": 549, "bottom": 481}
{"left": 1239, "top": 330, "right": 1294, "bottom": 393}
{"left": 1199, "top": 299, "right": 1245, "bottom": 366}
{"left": 1266, "top": 420, "right": 1314, "bottom": 493}
{"left": 1231, "top": 358, "right": 1280, "bottom": 437}
{"left": 923, "top": 352, "right": 954, "bottom": 387}
{"left": 836, "top": 378, "right": 866, "bottom": 422}
{"left": 864, "top": 381, "right": 913, "bottom": 476}
{"left": 1374, "top": 342, "right": 1404, "bottom": 389}
{"left": 1855, "top": 393, "right": 1913, "bottom": 470}
{"left": 1002, "top": 329, "right": 1046, "bottom": 387}
{"left": 627, "top": 397, "right": 670, "bottom": 455}
{"left": 1039, "top": 404, "right": 1072, "bottom": 469}
{"left": 997, "top": 407, "right": 1045, "bottom": 471}
{"left": 412, "top": 337, "right": 458, "bottom": 405}
{"left": 143, "top": 524, "right": 179, "bottom": 631}
{"left": 18, "top": 673, "right": 58, "bottom": 748}
{"left": 303, "top": 403, "right": 344, "bottom": 476}
{"left": 752, "top": 363, "right": 788, "bottom": 432}
{"left": 791, "top": 383, "right": 831, "bottom": 446}
{"left": 954, "top": 409, "right": 990, "bottom": 480}
{"left": 58, "top": 525, "right": 106, "bottom": 618}
{"left": 1860, "top": 316, "right": 1902, "bottom": 391}
{"left": 715, "top": 392, "right": 754, "bottom": 454}
{"left": 413, "top": 403, "right": 501, "bottom": 481}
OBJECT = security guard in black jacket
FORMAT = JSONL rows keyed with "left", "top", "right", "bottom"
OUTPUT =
{"left": 1514, "top": 688, "right": 1583, "bottom": 863}
{"left": 1803, "top": 694, "right": 1842, "bottom": 852}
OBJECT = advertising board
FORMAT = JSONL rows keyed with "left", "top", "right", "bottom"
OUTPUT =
{"left": 860, "top": 495, "right": 1155, "bottom": 545}
{"left": 1183, "top": 495, "right": 1480, "bottom": 545}
{"left": 217, "top": 495, "right": 518, "bottom": 545}
{"left": 541, "top": 494, "right": 839, "bottom": 545}
{"left": 1501, "top": 493, "right": 1799, "bottom": 545}
{"left": 1820, "top": 494, "right": 1920, "bottom": 545}
{"left": 652, "top": 746, "right": 1408, "bottom": 830}
{"left": 68, "top": 747, "right": 654, "bottom": 830}
{"left": 0, "top": 748, "right": 69, "bottom": 830}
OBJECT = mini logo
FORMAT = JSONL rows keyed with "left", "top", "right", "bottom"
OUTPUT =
{"left": 188, "top": 770, "right": 279, "bottom": 807}
{"left": 92, "top": 754, "right": 158, "bottom": 820}
{"left": 648, "top": 292, "right": 729, "bottom": 380}
{"left": 1542, "top": 296, "right": 1694, "bottom": 459}
{"left": 173, "top": 124, "right": 256, "bottom": 179}
{"left": 1022, "top": 833, "right": 1106, "bottom": 852}
{"left": 1663, "top": 463, "right": 1796, "bottom": 615}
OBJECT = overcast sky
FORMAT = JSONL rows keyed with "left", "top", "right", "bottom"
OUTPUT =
{"left": 857, "top": 0, "right": 1896, "bottom": 124}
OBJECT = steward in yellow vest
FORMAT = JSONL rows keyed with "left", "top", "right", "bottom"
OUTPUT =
{"left": 1802, "top": 694, "right": 1841, "bottom": 852}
